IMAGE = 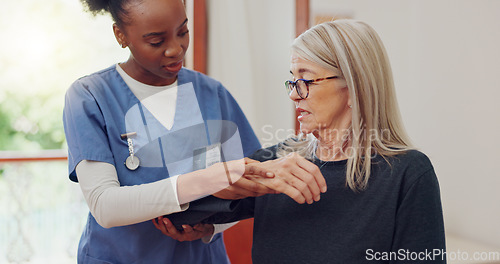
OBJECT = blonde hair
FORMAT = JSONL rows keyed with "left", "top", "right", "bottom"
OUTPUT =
{"left": 278, "top": 19, "right": 412, "bottom": 191}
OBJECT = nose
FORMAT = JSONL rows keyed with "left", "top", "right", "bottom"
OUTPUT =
{"left": 164, "top": 40, "right": 183, "bottom": 58}
{"left": 288, "top": 86, "right": 302, "bottom": 101}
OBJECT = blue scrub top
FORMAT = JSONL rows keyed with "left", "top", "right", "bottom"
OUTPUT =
{"left": 63, "top": 65, "right": 261, "bottom": 264}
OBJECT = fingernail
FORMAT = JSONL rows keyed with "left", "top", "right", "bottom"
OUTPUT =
{"left": 321, "top": 186, "right": 327, "bottom": 193}
{"left": 315, "top": 195, "right": 320, "bottom": 202}
{"left": 163, "top": 219, "right": 169, "bottom": 226}
{"left": 182, "top": 225, "right": 188, "bottom": 229}
{"left": 266, "top": 172, "right": 275, "bottom": 178}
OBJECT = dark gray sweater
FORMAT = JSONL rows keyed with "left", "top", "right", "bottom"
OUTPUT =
{"left": 244, "top": 146, "right": 446, "bottom": 263}
{"left": 171, "top": 145, "right": 446, "bottom": 263}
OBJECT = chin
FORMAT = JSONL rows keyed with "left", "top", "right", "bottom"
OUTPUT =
{"left": 299, "top": 124, "right": 313, "bottom": 135}
{"left": 300, "top": 125, "right": 324, "bottom": 138}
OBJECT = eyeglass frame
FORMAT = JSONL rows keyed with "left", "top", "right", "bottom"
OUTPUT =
{"left": 285, "top": 76, "right": 339, "bottom": 99}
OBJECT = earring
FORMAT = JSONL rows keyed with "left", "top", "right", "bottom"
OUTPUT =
{"left": 348, "top": 105, "right": 352, "bottom": 108}
{"left": 121, "top": 43, "right": 127, "bottom": 48}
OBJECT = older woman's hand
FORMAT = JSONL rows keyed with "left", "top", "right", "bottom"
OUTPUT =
{"left": 243, "top": 153, "right": 327, "bottom": 204}
{"left": 213, "top": 158, "right": 277, "bottom": 200}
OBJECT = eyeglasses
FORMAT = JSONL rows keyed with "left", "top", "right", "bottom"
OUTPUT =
{"left": 285, "top": 76, "right": 339, "bottom": 99}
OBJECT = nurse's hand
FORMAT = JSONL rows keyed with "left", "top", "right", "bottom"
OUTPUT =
{"left": 213, "top": 158, "right": 277, "bottom": 200}
{"left": 243, "top": 153, "right": 327, "bottom": 204}
{"left": 152, "top": 216, "right": 214, "bottom": 242}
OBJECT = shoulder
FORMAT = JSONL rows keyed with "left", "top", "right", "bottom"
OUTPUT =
{"left": 378, "top": 149, "right": 437, "bottom": 192}
{"left": 179, "top": 67, "right": 224, "bottom": 91}
{"left": 64, "top": 65, "right": 122, "bottom": 117}
{"left": 179, "top": 68, "right": 244, "bottom": 111}
{"left": 67, "top": 65, "right": 118, "bottom": 95}
{"left": 385, "top": 149, "right": 433, "bottom": 173}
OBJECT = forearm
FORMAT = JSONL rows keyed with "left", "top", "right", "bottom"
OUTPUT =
{"left": 76, "top": 160, "right": 186, "bottom": 228}
{"left": 177, "top": 159, "right": 245, "bottom": 204}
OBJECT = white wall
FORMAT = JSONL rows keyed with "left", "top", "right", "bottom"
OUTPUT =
{"left": 208, "top": 0, "right": 500, "bottom": 249}
{"left": 207, "top": 0, "right": 296, "bottom": 148}
{"left": 311, "top": 0, "right": 500, "bottom": 248}
{"left": 404, "top": 0, "right": 500, "bottom": 249}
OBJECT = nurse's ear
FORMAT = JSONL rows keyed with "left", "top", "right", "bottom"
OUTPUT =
{"left": 113, "top": 23, "right": 128, "bottom": 49}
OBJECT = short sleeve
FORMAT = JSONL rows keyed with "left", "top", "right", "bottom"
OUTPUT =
{"left": 63, "top": 80, "right": 115, "bottom": 182}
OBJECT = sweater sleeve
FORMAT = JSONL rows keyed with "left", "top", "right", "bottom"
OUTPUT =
{"left": 390, "top": 168, "right": 447, "bottom": 263}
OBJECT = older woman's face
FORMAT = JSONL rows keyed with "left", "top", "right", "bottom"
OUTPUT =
{"left": 289, "top": 53, "right": 351, "bottom": 136}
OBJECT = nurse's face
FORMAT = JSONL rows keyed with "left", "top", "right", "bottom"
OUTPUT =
{"left": 114, "top": 0, "right": 189, "bottom": 86}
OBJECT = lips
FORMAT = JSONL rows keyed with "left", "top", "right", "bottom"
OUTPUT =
{"left": 163, "top": 60, "right": 183, "bottom": 72}
{"left": 296, "top": 108, "right": 311, "bottom": 121}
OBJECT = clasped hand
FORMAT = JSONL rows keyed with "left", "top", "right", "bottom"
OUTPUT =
{"left": 215, "top": 153, "right": 327, "bottom": 204}
{"left": 153, "top": 154, "right": 326, "bottom": 241}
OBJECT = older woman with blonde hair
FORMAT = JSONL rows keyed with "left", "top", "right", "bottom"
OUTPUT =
{"left": 161, "top": 19, "right": 446, "bottom": 263}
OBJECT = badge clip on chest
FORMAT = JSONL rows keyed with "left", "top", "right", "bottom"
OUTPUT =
{"left": 121, "top": 132, "right": 140, "bottom": 170}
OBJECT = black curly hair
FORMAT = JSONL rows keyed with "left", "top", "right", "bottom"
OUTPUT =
{"left": 80, "top": 0, "right": 139, "bottom": 26}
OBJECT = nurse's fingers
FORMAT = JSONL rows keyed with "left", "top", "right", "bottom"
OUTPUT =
{"left": 192, "top": 223, "right": 215, "bottom": 237}
{"left": 181, "top": 224, "right": 194, "bottom": 234}
{"left": 192, "top": 223, "right": 206, "bottom": 232}
{"left": 233, "top": 177, "right": 277, "bottom": 195}
{"left": 244, "top": 158, "right": 275, "bottom": 178}
{"left": 152, "top": 216, "right": 176, "bottom": 237}
{"left": 152, "top": 216, "right": 167, "bottom": 232}
{"left": 245, "top": 163, "right": 275, "bottom": 178}
{"left": 162, "top": 218, "right": 182, "bottom": 236}
{"left": 156, "top": 217, "right": 183, "bottom": 239}
{"left": 152, "top": 217, "right": 162, "bottom": 231}
{"left": 153, "top": 217, "right": 213, "bottom": 242}
{"left": 180, "top": 223, "right": 214, "bottom": 241}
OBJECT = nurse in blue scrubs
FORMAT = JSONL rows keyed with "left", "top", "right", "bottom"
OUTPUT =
{"left": 62, "top": 0, "right": 273, "bottom": 263}
{"left": 64, "top": 0, "right": 327, "bottom": 262}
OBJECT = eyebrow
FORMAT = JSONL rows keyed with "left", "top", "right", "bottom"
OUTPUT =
{"left": 290, "top": 68, "right": 316, "bottom": 75}
{"left": 142, "top": 18, "right": 189, "bottom": 38}
{"left": 178, "top": 18, "right": 188, "bottom": 29}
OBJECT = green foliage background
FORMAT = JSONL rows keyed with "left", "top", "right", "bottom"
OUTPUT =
{"left": 0, "top": 1, "right": 128, "bottom": 261}
{"left": 0, "top": 0, "right": 128, "bottom": 152}
{"left": 0, "top": 91, "right": 65, "bottom": 150}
